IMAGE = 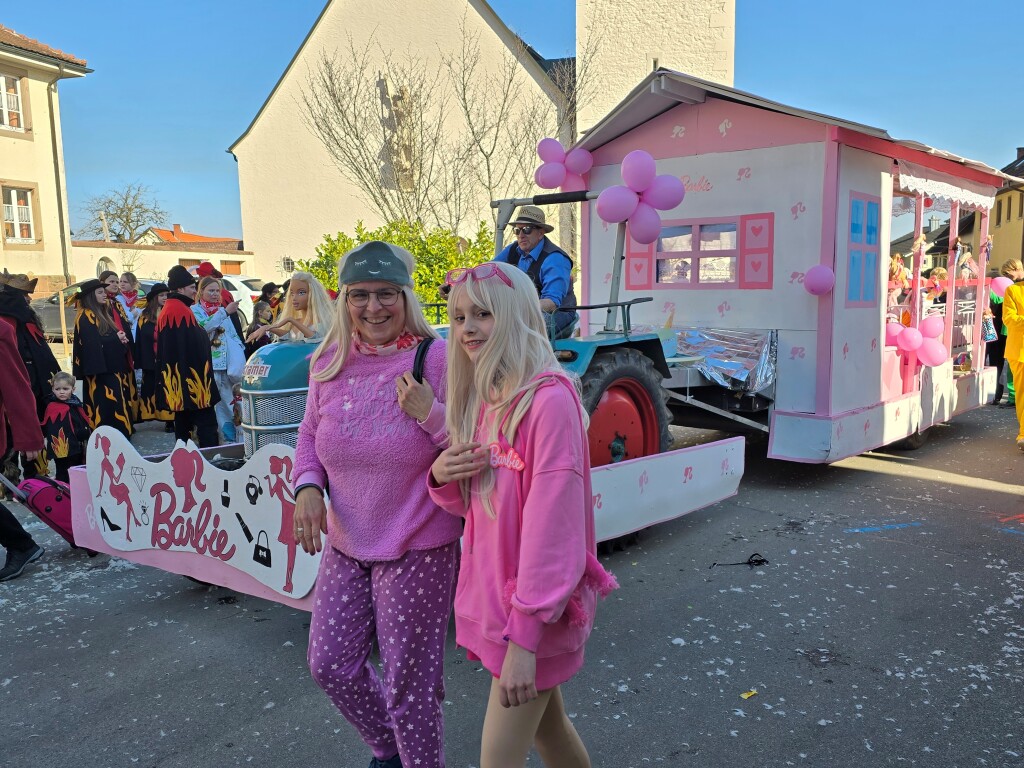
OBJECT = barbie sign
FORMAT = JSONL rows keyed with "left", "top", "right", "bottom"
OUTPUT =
{"left": 82, "top": 426, "right": 321, "bottom": 601}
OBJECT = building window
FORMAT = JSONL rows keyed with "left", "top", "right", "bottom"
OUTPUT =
{"left": 624, "top": 213, "right": 774, "bottom": 291}
{"left": 1019, "top": 192, "right": 1023, "bottom": 219}
{"left": 846, "top": 193, "right": 880, "bottom": 308}
{"left": 2, "top": 187, "right": 34, "bottom": 243}
{"left": 178, "top": 258, "right": 201, "bottom": 270}
{"left": 0, "top": 74, "right": 23, "bottom": 130}
{"left": 220, "top": 260, "right": 243, "bottom": 275}
{"left": 996, "top": 199, "right": 1002, "bottom": 226}
{"left": 655, "top": 221, "right": 738, "bottom": 286}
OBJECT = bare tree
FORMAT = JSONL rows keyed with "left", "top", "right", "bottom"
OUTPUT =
{"left": 302, "top": 37, "right": 466, "bottom": 231}
{"left": 118, "top": 248, "right": 143, "bottom": 274}
{"left": 78, "top": 182, "right": 169, "bottom": 242}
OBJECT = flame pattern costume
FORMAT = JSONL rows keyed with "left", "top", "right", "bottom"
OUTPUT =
{"left": 72, "top": 308, "right": 138, "bottom": 439}
{"left": 155, "top": 293, "right": 220, "bottom": 414}
{"left": 41, "top": 392, "right": 90, "bottom": 482}
{"left": 135, "top": 313, "right": 174, "bottom": 423}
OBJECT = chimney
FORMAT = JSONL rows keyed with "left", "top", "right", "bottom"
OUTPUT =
{"left": 172, "top": 224, "right": 183, "bottom": 238}
{"left": 928, "top": 214, "right": 941, "bottom": 232}
{"left": 1017, "top": 147, "right": 1024, "bottom": 161}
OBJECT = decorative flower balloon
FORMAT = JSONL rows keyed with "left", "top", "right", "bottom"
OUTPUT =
{"left": 593, "top": 149, "right": 685, "bottom": 244}
{"left": 887, "top": 315, "right": 947, "bottom": 367}
{"left": 534, "top": 138, "right": 593, "bottom": 194}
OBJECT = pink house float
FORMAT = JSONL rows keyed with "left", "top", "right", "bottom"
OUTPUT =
{"left": 575, "top": 70, "right": 1018, "bottom": 462}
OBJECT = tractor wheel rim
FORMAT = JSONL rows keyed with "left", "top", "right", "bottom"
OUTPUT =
{"left": 588, "top": 377, "right": 660, "bottom": 466}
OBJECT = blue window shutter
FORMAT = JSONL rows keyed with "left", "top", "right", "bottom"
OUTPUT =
{"left": 850, "top": 200, "right": 864, "bottom": 243}
{"left": 849, "top": 250, "right": 863, "bottom": 302}
{"left": 863, "top": 251, "right": 877, "bottom": 302}
{"left": 866, "top": 202, "right": 879, "bottom": 246}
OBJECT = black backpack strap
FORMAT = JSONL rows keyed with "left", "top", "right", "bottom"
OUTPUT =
{"left": 412, "top": 338, "right": 435, "bottom": 384}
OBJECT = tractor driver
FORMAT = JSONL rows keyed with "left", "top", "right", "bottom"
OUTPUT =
{"left": 493, "top": 206, "right": 578, "bottom": 340}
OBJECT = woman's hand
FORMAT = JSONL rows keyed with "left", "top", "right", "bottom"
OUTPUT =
{"left": 396, "top": 372, "right": 434, "bottom": 422}
{"left": 116, "top": 330, "right": 128, "bottom": 345}
{"left": 293, "top": 486, "right": 328, "bottom": 554}
{"left": 498, "top": 641, "right": 538, "bottom": 708}
{"left": 430, "top": 442, "right": 487, "bottom": 485}
{"left": 245, "top": 325, "right": 269, "bottom": 344}
{"left": 225, "top": 300, "right": 240, "bottom": 315}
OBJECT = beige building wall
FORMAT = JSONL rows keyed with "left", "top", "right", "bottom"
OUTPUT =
{"left": 576, "top": 0, "right": 735, "bottom": 133}
{"left": 231, "top": 0, "right": 559, "bottom": 280}
{"left": 0, "top": 50, "right": 84, "bottom": 289}
{"left": 71, "top": 243, "right": 255, "bottom": 284}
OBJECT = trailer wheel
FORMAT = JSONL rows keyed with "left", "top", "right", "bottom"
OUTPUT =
{"left": 581, "top": 347, "right": 672, "bottom": 467}
{"left": 891, "top": 428, "right": 929, "bottom": 451}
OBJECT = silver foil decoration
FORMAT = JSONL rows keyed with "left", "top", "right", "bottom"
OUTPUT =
{"left": 675, "top": 327, "right": 777, "bottom": 395}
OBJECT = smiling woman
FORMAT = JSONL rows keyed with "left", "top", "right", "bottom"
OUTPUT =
{"left": 290, "top": 240, "right": 459, "bottom": 768}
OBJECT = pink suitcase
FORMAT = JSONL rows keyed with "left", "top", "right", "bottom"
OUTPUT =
{"left": 3, "top": 475, "right": 95, "bottom": 554}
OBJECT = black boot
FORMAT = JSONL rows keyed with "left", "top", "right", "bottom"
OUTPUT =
{"left": 992, "top": 384, "right": 1003, "bottom": 405}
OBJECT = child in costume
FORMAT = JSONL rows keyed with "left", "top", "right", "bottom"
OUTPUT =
{"left": 428, "top": 262, "right": 616, "bottom": 768}
{"left": 41, "top": 371, "right": 91, "bottom": 482}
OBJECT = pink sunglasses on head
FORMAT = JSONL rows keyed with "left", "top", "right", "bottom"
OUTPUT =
{"left": 444, "top": 263, "right": 514, "bottom": 289}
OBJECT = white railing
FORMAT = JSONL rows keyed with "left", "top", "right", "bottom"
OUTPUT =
{"left": 16, "top": 206, "right": 30, "bottom": 223}
{"left": 2, "top": 204, "right": 12, "bottom": 222}
{"left": 5, "top": 91, "right": 19, "bottom": 112}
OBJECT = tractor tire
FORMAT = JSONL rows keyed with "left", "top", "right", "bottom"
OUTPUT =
{"left": 581, "top": 347, "right": 672, "bottom": 467}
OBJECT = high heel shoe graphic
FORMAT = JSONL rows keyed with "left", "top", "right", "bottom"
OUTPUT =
{"left": 100, "top": 508, "right": 122, "bottom": 532}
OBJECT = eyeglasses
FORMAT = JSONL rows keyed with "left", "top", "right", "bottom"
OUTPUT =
{"left": 345, "top": 287, "right": 402, "bottom": 307}
{"left": 512, "top": 226, "right": 536, "bottom": 236}
{"left": 445, "top": 264, "right": 514, "bottom": 288}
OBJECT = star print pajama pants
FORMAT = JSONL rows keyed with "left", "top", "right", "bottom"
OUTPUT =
{"left": 308, "top": 542, "right": 458, "bottom": 767}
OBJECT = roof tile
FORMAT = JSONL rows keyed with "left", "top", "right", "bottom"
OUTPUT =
{"left": 0, "top": 24, "right": 86, "bottom": 67}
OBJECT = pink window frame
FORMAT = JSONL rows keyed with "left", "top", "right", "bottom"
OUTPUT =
{"left": 651, "top": 216, "right": 740, "bottom": 290}
{"left": 845, "top": 193, "right": 881, "bottom": 309}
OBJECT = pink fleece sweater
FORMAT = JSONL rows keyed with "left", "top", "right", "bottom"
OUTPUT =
{"left": 428, "top": 374, "right": 615, "bottom": 690}
{"left": 294, "top": 340, "right": 462, "bottom": 560}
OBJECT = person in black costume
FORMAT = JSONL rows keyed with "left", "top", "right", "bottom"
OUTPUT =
{"left": 72, "top": 279, "right": 137, "bottom": 439}
{"left": 41, "top": 371, "right": 91, "bottom": 482}
{"left": 0, "top": 272, "right": 61, "bottom": 479}
{"left": 134, "top": 282, "right": 175, "bottom": 427}
{"left": 156, "top": 266, "right": 220, "bottom": 447}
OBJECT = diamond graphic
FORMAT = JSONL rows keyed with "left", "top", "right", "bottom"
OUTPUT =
{"left": 131, "top": 466, "right": 147, "bottom": 491}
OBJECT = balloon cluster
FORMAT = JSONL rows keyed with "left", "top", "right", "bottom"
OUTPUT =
{"left": 535, "top": 138, "right": 593, "bottom": 193}
{"left": 593, "top": 150, "right": 686, "bottom": 244}
{"left": 885, "top": 314, "right": 946, "bottom": 367}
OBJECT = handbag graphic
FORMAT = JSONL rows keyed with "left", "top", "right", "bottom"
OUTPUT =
{"left": 253, "top": 530, "right": 272, "bottom": 568}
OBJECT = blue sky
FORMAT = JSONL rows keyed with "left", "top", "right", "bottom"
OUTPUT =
{"left": 4, "top": 1, "right": 1021, "bottom": 241}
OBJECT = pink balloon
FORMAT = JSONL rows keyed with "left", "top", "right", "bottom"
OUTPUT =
{"left": 628, "top": 202, "right": 663, "bottom": 245}
{"left": 561, "top": 172, "right": 586, "bottom": 192}
{"left": 918, "top": 315, "right": 944, "bottom": 339}
{"left": 535, "top": 162, "right": 567, "bottom": 190}
{"left": 885, "top": 322, "right": 904, "bottom": 346}
{"left": 621, "top": 150, "right": 657, "bottom": 193}
{"left": 991, "top": 276, "right": 1013, "bottom": 298}
{"left": 804, "top": 265, "right": 836, "bottom": 296}
{"left": 896, "top": 326, "right": 923, "bottom": 353}
{"left": 564, "top": 148, "right": 594, "bottom": 175}
{"left": 641, "top": 174, "right": 686, "bottom": 211}
{"left": 917, "top": 336, "right": 947, "bottom": 367}
{"left": 537, "top": 138, "right": 565, "bottom": 164}
{"left": 596, "top": 185, "right": 640, "bottom": 223}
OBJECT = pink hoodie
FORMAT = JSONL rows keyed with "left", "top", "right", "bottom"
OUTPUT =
{"left": 294, "top": 340, "right": 462, "bottom": 560}
{"left": 427, "top": 374, "right": 616, "bottom": 690}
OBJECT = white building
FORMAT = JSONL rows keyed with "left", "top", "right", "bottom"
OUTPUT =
{"left": 231, "top": 0, "right": 736, "bottom": 279}
{"left": 0, "top": 24, "right": 89, "bottom": 293}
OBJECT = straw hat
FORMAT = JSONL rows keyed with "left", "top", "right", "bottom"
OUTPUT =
{"left": 508, "top": 205, "right": 554, "bottom": 233}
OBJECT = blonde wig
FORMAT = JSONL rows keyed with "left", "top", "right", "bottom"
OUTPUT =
{"left": 444, "top": 262, "right": 586, "bottom": 517}
{"left": 310, "top": 247, "right": 437, "bottom": 382}
{"left": 277, "top": 271, "right": 334, "bottom": 342}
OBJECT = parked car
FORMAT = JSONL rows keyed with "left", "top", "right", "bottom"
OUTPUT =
{"left": 31, "top": 279, "right": 159, "bottom": 342}
{"left": 219, "top": 275, "right": 262, "bottom": 329}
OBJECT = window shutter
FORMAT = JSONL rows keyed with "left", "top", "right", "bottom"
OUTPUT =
{"left": 738, "top": 214, "right": 773, "bottom": 288}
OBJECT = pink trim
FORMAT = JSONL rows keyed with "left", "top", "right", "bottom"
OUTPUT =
{"left": 835, "top": 128, "right": 1003, "bottom": 187}
{"left": 580, "top": 197, "right": 591, "bottom": 329}
{"left": 971, "top": 213, "right": 991, "bottom": 368}
{"left": 625, "top": 240, "right": 654, "bottom": 290}
{"left": 815, "top": 130, "right": 840, "bottom": 415}
{"left": 738, "top": 214, "right": 774, "bottom": 289}
{"left": 942, "top": 202, "right": 960, "bottom": 351}
{"left": 591, "top": 98, "right": 828, "bottom": 167}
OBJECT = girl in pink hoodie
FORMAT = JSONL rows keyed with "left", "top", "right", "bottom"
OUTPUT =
{"left": 428, "top": 262, "right": 616, "bottom": 768}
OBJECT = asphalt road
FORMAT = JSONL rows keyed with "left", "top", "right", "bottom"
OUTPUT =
{"left": 2, "top": 406, "right": 1022, "bottom": 767}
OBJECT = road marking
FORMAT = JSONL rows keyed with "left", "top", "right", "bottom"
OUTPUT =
{"left": 844, "top": 522, "right": 923, "bottom": 533}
